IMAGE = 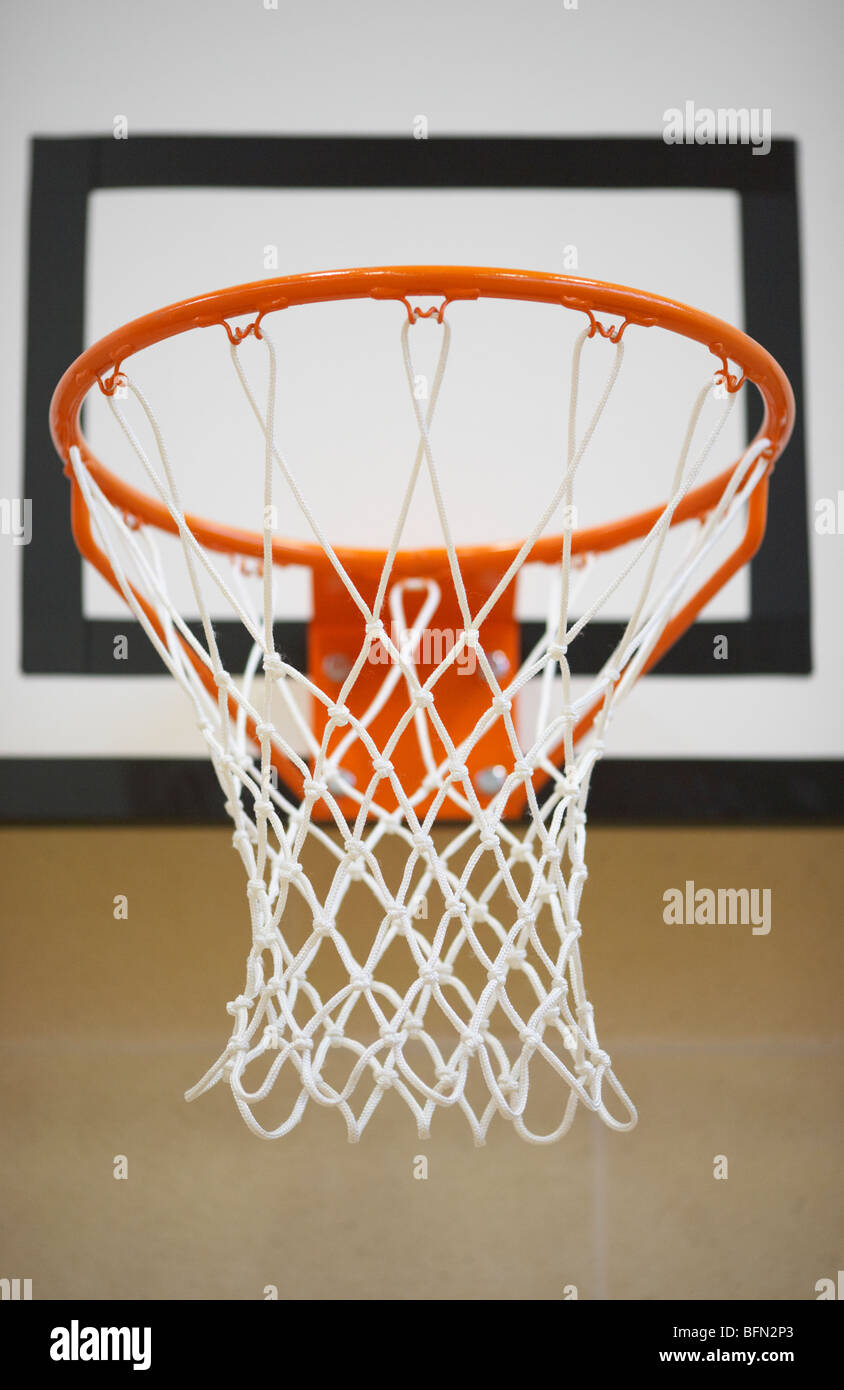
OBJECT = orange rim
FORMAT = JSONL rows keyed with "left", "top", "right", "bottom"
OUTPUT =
{"left": 50, "top": 267, "right": 795, "bottom": 816}
{"left": 50, "top": 266, "right": 794, "bottom": 573}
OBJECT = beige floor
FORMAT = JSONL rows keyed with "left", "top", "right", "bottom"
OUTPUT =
{"left": 1, "top": 824, "right": 841, "bottom": 1300}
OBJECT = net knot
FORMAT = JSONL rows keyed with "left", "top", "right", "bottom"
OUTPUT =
{"left": 491, "top": 695, "right": 512, "bottom": 716}
{"left": 254, "top": 930, "right": 277, "bottom": 951}
{"left": 345, "top": 858, "right": 367, "bottom": 882}
{"left": 463, "top": 628, "right": 480, "bottom": 651}
{"left": 412, "top": 691, "right": 435, "bottom": 712}
{"left": 519, "top": 1025, "right": 543, "bottom": 1050}
{"left": 578, "top": 1055, "right": 604, "bottom": 1084}
{"left": 246, "top": 877, "right": 266, "bottom": 899}
{"left": 445, "top": 755, "right": 466, "bottom": 780}
{"left": 513, "top": 759, "right": 533, "bottom": 782}
{"left": 262, "top": 1024, "right": 284, "bottom": 1050}
{"left": 487, "top": 964, "right": 508, "bottom": 987}
{"left": 263, "top": 653, "right": 285, "bottom": 679}
{"left": 312, "top": 915, "right": 334, "bottom": 938}
{"left": 213, "top": 670, "right": 233, "bottom": 693}
{"left": 604, "top": 666, "right": 621, "bottom": 687}
{"left": 254, "top": 720, "right": 273, "bottom": 741}
{"left": 276, "top": 861, "right": 304, "bottom": 882}
{"left": 232, "top": 828, "right": 252, "bottom": 853}
{"left": 548, "top": 643, "right": 568, "bottom": 664}
{"left": 265, "top": 976, "right": 284, "bottom": 993}
{"left": 375, "top": 1067, "right": 395, "bottom": 1089}
{"left": 384, "top": 906, "right": 409, "bottom": 928}
{"left": 420, "top": 962, "right": 451, "bottom": 986}
{"left": 461, "top": 1030, "right": 481, "bottom": 1057}
{"left": 324, "top": 1022, "right": 344, "bottom": 1045}
{"left": 292, "top": 1035, "right": 313, "bottom": 1054}
{"left": 254, "top": 797, "right": 273, "bottom": 818}
{"left": 343, "top": 837, "right": 366, "bottom": 862}
{"left": 411, "top": 831, "right": 434, "bottom": 857}
{"left": 468, "top": 903, "right": 490, "bottom": 924}
{"left": 303, "top": 776, "right": 327, "bottom": 799}
{"left": 327, "top": 704, "right": 351, "bottom": 728}
{"left": 226, "top": 994, "right": 254, "bottom": 1015}
{"left": 349, "top": 971, "right": 373, "bottom": 992}
{"left": 379, "top": 1027, "right": 407, "bottom": 1050}
{"left": 221, "top": 752, "right": 249, "bottom": 777}
{"left": 365, "top": 618, "right": 385, "bottom": 639}
{"left": 371, "top": 756, "right": 393, "bottom": 777}
{"left": 478, "top": 827, "right": 499, "bottom": 852}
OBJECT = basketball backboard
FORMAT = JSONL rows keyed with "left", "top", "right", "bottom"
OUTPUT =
{"left": 1, "top": 1, "right": 840, "bottom": 826}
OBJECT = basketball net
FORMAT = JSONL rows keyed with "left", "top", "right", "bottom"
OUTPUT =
{"left": 66, "top": 295, "right": 773, "bottom": 1143}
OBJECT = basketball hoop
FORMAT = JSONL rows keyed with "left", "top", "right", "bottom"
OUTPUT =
{"left": 50, "top": 267, "right": 794, "bottom": 1142}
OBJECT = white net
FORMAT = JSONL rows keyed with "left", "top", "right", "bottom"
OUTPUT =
{"left": 69, "top": 304, "right": 771, "bottom": 1143}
